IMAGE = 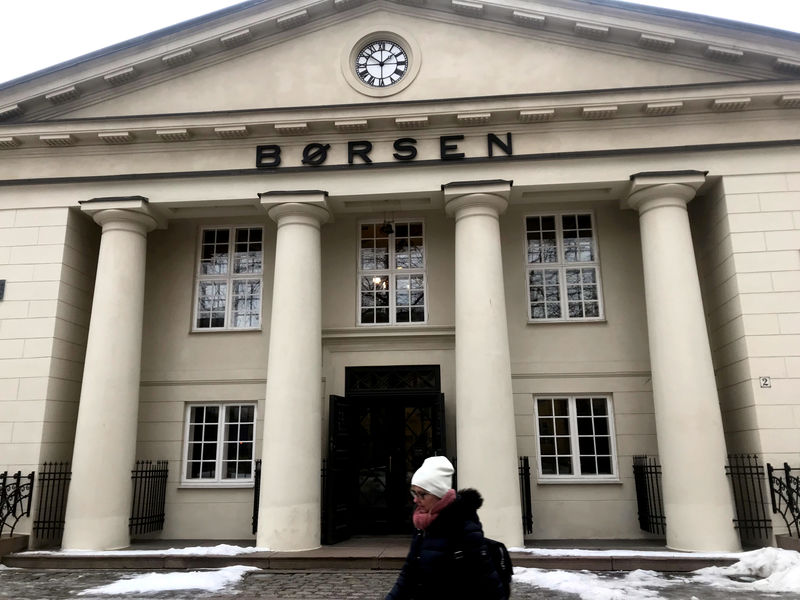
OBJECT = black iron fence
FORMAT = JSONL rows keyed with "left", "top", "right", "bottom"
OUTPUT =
{"left": 519, "top": 456, "right": 533, "bottom": 535}
{"left": 1, "top": 470, "right": 35, "bottom": 537}
{"left": 726, "top": 454, "right": 771, "bottom": 545}
{"left": 32, "top": 460, "right": 168, "bottom": 543}
{"left": 633, "top": 454, "right": 773, "bottom": 543}
{"left": 252, "top": 459, "right": 262, "bottom": 535}
{"left": 768, "top": 462, "right": 800, "bottom": 537}
{"left": 632, "top": 455, "right": 666, "bottom": 535}
{"left": 129, "top": 460, "right": 168, "bottom": 536}
{"left": 32, "top": 462, "right": 71, "bottom": 542}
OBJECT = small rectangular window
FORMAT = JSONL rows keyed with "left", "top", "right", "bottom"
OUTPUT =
{"left": 194, "top": 227, "right": 263, "bottom": 330}
{"left": 526, "top": 213, "right": 603, "bottom": 322}
{"left": 358, "top": 220, "right": 427, "bottom": 325}
{"left": 535, "top": 396, "right": 617, "bottom": 480}
{"left": 183, "top": 403, "right": 256, "bottom": 485}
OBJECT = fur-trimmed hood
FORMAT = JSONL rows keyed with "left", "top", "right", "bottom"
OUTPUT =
{"left": 431, "top": 488, "right": 484, "bottom": 526}
{"left": 457, "top": 488, "right": 484, "bottom": 511}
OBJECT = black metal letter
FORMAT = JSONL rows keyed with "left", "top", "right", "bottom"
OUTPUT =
{"left": 488, "top": 132, "right": 512, "bottom": 158}
{"left": 302, "top": 143, "right": 330, "bottom": 166}
{"left": 392, "top": 138, "right": 418, "bottom": 161}
{"left": 256, "top": 144, "right": 282, "bottom": 168}
{"left": 440, "top": 135, "right": 465, "bottom": 160}
{"left": 348, "top": 141, "right": 373, "bottom": 164}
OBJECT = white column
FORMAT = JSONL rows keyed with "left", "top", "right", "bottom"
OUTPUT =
{"left": 62, "top": 198, "right": 159, "bottom": 550}
{"left": 625, "top": 172, "right": 740, "bottom": 552}
{"left": 444, "top": 180, "right": 523, "bottom": 548}
{"left": 257, "top": 192, "right": 330, "bottom": 551}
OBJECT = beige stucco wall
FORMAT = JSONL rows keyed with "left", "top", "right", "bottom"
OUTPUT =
{"left": 0, "top": 208, "right": 97, "bottom": 472}
{"left": 0, "top": 207, "right": 97, "bottom": 536}
{"left": 692, "top": 182, "right": 754, "bottom": 454}
{"left": 130, "top": 196, "right": 657, "bottom": 539}
{"left": 693, "top": 174, "right": 800, "bottom": 463}
{"left": 321, "top": 211, "right": 455, "bottom": 330}
{"left": 502, "top": 200, "right": 656, "bottom": 539}
{"left": 140, "top": 217, "right": 273, "bottom": 381}
{"left": 513, "top": 374, "right": 657, "bottom": 539}
{"left": 136, "top": 218, "right": 272, "bottom": 539}
{"left": 137, "top": 381, "right": 265, "bottom": 540}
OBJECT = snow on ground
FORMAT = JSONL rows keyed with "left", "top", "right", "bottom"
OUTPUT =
{"left": 514, "top": 567, "right": 672, "bottom": 600}
{"left": 694, "top": 546, "right": 800, "bottom": 593}
{"left": 15, "top": 543, "right": 800, "bottom": 597}
{"left": 76, "top": 565, "right": 259, "bottom": 595}
{"left": 509, "top": 547, "right": 740, "bottom": 559}
{"left": 21, "top": 543, "right": 268, "bottom": 556}
{"left": 514, "top": 547, "right": 800, "bottom": 598}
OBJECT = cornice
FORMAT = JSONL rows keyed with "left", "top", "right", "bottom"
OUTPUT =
{"left": 0, "top": 0, "right": 798, "bottom": 124}
{"left": 1, "top": 80, "right": 799, "bottom": 152}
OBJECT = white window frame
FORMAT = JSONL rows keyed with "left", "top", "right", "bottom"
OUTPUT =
{"left": 533, "top": 395, "right": 619, "bottom": 483}
{"left": 181, "top": 403, "right": 256, "bottom": 487}
{"left": 524, "top": 212, "right": 604, "bottom": 323}
{"left": 192, "top": 225, "right": 264, "bottom": 332}
{"left": 356, "top": 219, "right": 428, "bottom": 327}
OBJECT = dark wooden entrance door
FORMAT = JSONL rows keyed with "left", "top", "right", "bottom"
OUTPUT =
{"left": 323, "top": 366, "right": 445, "bottom": 544}
{"left": 353, "top": 395, "right": 445, "bottom": 534}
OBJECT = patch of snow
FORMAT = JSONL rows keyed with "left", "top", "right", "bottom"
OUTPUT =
{"left": 76, "top": 565, "right": 259, "bottom": 595}
{"left": 694, "top": 547, "right": 800, "bottom": 593}
{"left": 513, "top": 567, "right": 671, "bottom": 600}
{"left": 509, "top": 547, "right": 741, "bottom": 559}
{"left": 21, "top": 543, "right": 269, "bottom": 556}
{"left": 514, "top": 547, "right": 800, "bottom": 597}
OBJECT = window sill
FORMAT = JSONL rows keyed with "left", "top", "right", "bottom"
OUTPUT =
{"left": 527, "top": 319, "right": 607, "bottom": 325}
{"left": 190, "top": 328, "right": 263, "bottom": 334}
{"left": 323, "top": 325, "right": 455, "bottom": 339}
{"left": 178, "top": 482, "right": 254, "bottom": 489}
{"left": 537, "top": 477, "right": 621, "bottom": 485}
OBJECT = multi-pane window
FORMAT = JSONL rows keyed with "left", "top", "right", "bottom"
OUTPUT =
{"left": 526, "top": 214, "right": 603, "bottom": 321}
{"left": 358, "top": 221, "right": 426, "bottom": 325}
{"left": 195, "top": 227, "right": 263, "bottom": 330}
{"left": 184, "top": 404, "right": 256, "bottom": 484}
{"left": 535, "top": 396, "right": 616, "bottom": 479}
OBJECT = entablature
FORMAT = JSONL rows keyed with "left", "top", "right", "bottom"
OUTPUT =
{"left": 1, "top": 80, "right": 799, "bottom": 153}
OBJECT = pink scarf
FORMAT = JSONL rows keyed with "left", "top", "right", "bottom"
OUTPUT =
{"left": 412, "top": 488, "right": 456, "bottom": 530}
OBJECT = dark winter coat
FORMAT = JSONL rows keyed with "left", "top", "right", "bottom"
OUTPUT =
{"left": 385, "top": 489, "right": 507, "bottom": 600}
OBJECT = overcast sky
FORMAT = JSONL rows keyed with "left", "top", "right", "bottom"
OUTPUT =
{"left": 0, "top": 0, "right": 798, "bottom": 85}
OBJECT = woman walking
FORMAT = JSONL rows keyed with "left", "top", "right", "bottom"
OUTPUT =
{"left": 385, "top": 456, "right": 508, "bottom": 600}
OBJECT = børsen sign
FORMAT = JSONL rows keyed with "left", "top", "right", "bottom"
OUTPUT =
{"left": 256, "top": 132, "right": 513, "bottom": 168}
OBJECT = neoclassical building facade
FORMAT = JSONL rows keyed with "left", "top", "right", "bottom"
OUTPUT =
{"left": 1, "top": 0, "right": 798, "bottom": 553}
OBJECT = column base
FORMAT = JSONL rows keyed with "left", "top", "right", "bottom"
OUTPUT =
{"left": 61, "top": 515, "right": 130, "bottom": 551}
{"left": 256, "top": 502, "right": 322, "bottom": 552}
{"left": 664, "top": 503, "right": 741, "bottom": 553}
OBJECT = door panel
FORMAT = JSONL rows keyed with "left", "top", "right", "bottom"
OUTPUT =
{"left": 324, "top": 395, "right": 358, "bottom": 545}
{"left": 325, "top": 389, "right": 447, "bottom": 541}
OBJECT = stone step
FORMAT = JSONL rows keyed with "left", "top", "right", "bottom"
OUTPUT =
{"left": 1, "top": 550, "right": 736, "bottom": 572}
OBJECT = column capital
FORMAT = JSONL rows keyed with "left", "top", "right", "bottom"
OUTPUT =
{"left": 80, "top": 197, "right": 161, "bottom": 233}
{"left": 623, "top": 171, "right": 706, "bottom": 214}
{"left": 442, "top": 180, "right": 511, "bottom": 219}
{"left": 259, "top": 191, "right": 331, "bottom": 226}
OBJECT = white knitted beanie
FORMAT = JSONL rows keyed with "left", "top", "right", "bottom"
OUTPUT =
{"left": 411, "top": 456, "right": 454, "bottom": 498}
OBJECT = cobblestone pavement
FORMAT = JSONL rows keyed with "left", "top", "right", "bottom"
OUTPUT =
{"left": 3, "top": 569, "right": 800, "bottom": 600}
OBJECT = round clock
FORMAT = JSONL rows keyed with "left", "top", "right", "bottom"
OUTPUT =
{"left": 355, "top": 40, "right": 408, "bottom": 88}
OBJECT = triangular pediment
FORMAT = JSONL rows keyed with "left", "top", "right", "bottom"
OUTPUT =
{"left": 46, "top": 11, "right": 755, "bottom": 119}
{"left": 1, "top": 0, "right": 799, "bottom": 125}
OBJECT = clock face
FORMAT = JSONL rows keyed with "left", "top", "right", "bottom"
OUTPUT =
{"left": 355, "top": 40, "right": 408, "bottom": 88}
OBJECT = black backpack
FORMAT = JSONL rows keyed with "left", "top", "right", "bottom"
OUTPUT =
{"left": 484, "top": 537, "right": 513, "bottom": 599}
